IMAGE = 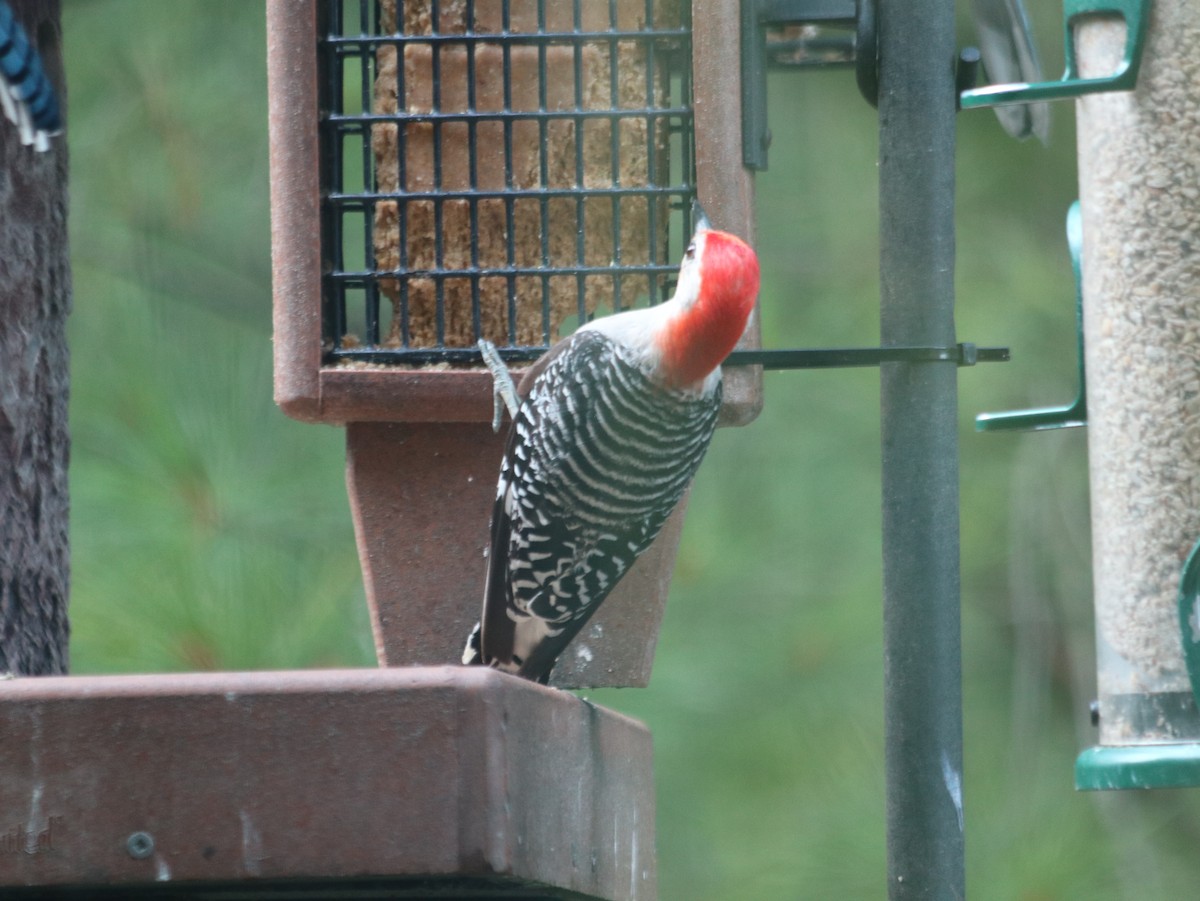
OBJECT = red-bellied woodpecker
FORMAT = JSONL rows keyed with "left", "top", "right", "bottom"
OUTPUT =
{"left": 462, "top": 210, "right": 760, "bottom": 683}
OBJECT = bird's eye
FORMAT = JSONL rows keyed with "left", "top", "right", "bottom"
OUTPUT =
{"left": 684, "top": 242, "right": 695, "bottom": 260}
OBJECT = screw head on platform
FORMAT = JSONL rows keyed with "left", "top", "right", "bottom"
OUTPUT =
{"left": 125, "top": 831, "right": 155, "bottom": 859}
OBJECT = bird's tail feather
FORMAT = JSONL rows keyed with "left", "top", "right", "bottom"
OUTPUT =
{"left": 461, "top": 622, "right": 482, "bottom": 665}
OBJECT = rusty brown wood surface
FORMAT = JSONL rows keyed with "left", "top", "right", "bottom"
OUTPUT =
{"left": 0, "top": 667, "right": 655, "bottom": 899}
{"left": 267, "top": 0, "right": 323, "bottom": 422}
{"left": 693, "top": 0, "right": 763, "bottom": 428}
{"left": 345, "top": 422, "right": 682, "bottom": 688}
{"left": 320, "top": 368, "right": 510, "bottom": 424}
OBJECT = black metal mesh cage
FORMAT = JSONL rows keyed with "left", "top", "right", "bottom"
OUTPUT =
{"left": 318, "top": 0, "right": 695, "bottom": 365}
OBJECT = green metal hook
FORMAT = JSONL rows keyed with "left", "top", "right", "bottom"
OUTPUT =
{"left": 960, "top": 0, "right": 1150, "bottom": 110}
{"left": 1178, "top": 538, "right": 1200, "bottom": 710}
{"left": 977, "top": 201, "right": 1086, "bottom": 432}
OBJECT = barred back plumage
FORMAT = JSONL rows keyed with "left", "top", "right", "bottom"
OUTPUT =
{"left": 479, "top": 329, "right": 722, "bottom": 682}
{"left": 462, "top": 216, "right": 760, "bottom": 684}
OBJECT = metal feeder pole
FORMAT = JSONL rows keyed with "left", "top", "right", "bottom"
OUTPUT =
{"left": 878, "top": 0, "right": 965, "bottom": 897}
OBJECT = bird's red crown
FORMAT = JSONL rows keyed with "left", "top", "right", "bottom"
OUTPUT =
{"left": 659, "top": 229, "right": 760, "bottom": 390}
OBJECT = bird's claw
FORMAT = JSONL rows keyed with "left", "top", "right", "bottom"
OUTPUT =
{"left": 478, "top": 339, "right": 520, "bottom": 432}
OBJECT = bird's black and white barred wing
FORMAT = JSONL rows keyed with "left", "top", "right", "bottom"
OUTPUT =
{"left": 473, "top": 329, "right": 721, "bottom": 683}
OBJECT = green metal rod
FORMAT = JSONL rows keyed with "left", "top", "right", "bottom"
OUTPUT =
{"left": 975, "top": 201, "right": 1087, "bottom": 432}
{"left": 878, "top": 0, "right": 965, "bottom": 896}
{"left": 959, "top": 0, "right": 1149, "bottom": 110}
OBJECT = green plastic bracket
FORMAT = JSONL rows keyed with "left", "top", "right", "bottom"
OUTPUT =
{"left": 1177, "top": 537, "right": 1200, "bottom": 709}
{"left": 1074, "top": 535, "right": 1200, "bottom": 791}
{"left": 961, "top": 0, "right": 1150, "bottom": 111}
{"left": 1076, "top": 743, "right": 1200, "bottom": 790}
{"left": 976, "top": 201, "right": 1086, "bottom": 432}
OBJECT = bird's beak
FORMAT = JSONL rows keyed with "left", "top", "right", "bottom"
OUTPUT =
{"left": 691, "top": 201, "right": 711, "bottom": 235}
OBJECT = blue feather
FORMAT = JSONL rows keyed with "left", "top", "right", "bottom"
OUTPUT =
{"left": 0, "top": 0, "right": 62, "bottom": 151}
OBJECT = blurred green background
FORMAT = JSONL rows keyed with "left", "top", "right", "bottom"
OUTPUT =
{"left": 62, "top": 2, "right": 1198, "bottom": 898}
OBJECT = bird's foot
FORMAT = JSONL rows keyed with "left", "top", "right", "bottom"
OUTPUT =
{"left": 478, "top": 339, "right": 520, "bottom": 432}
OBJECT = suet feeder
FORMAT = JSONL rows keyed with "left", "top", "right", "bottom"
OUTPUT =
{"left": 269, "top": 0, "right": 762, "bottom": 690}
{"left": 264, "top": 0, "right": 759, "bottom": 898}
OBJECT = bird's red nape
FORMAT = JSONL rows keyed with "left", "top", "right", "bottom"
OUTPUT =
{"left": 658, "top": 230, "right": 760, "bottom": 390}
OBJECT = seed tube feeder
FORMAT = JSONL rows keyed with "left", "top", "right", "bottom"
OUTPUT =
{"left": 1073, "top": 0, "right": 1200, "bottom": 790}
{"left": 270, "top": 0, "right": 761, "bottom": 690}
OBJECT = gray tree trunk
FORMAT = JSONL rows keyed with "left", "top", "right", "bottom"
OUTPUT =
{"left": 0, "top": 0, "right": 69, "bottom": 675}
